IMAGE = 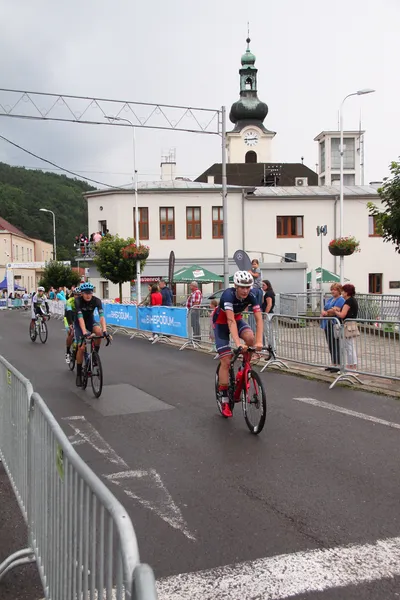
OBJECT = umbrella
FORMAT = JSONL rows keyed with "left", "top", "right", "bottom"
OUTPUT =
{"left": 173, "top": 264, "right": 224, "bottom": 283}
{"left": 307, "top": 267, "right": 347, "bottom": 284}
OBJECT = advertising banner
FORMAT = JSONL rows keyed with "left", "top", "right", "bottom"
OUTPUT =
{"left": 233, "top": 249, "right": 252, "bottom": 271}
{"left": 138, "top": 306, "right": 187, "bottom": 338}
{"left": 0, "top": 299, "right": 7, "bottom": 310}
{"left": 104, "top": 303, "right": 137, "bottom": 328}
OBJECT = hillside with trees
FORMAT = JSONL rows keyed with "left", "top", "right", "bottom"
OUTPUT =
{"left": 0, "top": 162, "right": 96, "bottom": 260}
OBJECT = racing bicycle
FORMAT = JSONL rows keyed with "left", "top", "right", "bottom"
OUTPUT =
{"left": 79, "top": 334, "right": 111, "bottom": 398}
{"left": 29, "top": 312, "right": 50, "bottom": 344}
{"left": 215, "top": 346, "right": 267, "bottom": 434}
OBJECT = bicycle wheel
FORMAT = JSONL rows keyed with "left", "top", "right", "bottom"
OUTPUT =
{"left": 81, "top": 361, "right": 89, "bottom": 390}
{"left": 39, "top": 320, "right": 48, "bottom": 344}
{"left": 90, "top": 351, "right": 103, "bottom": 398}
{"left": 29, "top": 321, "right": 37, "bottom": 342}
{"left": 215, "top": 364, "right": 235, "bottom": 417}
{"left": 242, "top": 369, "right": 267, "bottom": 434}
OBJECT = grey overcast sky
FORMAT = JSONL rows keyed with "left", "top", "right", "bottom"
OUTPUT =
{"left": 0, "top": 0, "right": 398, "bottom": 187}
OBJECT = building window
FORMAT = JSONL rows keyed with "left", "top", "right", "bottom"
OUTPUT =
{"left": 212, "top": 207, "right": 223, "bottom": 239}
{"left": 320, "top": 176, "right": 325, "bottom": 186}
{"left": 277, "top": 216, "right": 304, "bottom": 238}
{"left": 331, "top": 138, "right": 355, "bottom": 169}
{"left": 320, "top": 141, "right": 325, "bottom": 173}
{"left": 368, "top": 215, "right": 382, "bottom": 237}
{"left": 15, "top": 245, "right": 18, "bottom": 259}
{"left": 98, "top": 220, "right": 107, "bottom": 235}
{"left": 160, "top": 207, "right": 175, "bottom": 240}
{"left": 186, "top": 207, "right": 201, "bottom": 239}
{"left": 369, "top": 273, "right": 383, "bottom": 294}
{"left": 245, "top": 77, "right": 253, "bottom": 90}
{"left": 133, "top": 207, "right": 149, "bottom": 240}
{"left": 245, "top": 151, "right": 257, "bottom": 163}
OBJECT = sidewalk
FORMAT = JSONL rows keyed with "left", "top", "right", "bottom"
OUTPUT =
{"left": 0, "top": 463, "right": 42, "bottom": 600}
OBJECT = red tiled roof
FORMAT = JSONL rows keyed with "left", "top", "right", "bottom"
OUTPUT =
{"left": 0, "top": 217, "right": 30, "bottom": 239}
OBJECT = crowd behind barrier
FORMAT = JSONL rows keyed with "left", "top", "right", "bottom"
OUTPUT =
{"left": 65, "top": 299, "right": 400, "bottom": 390}
{"left": 0, "top": 355, "right": 157, "bottom": 600}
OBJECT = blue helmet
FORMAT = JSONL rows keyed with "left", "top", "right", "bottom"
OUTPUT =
{"left": 80, "top": 282, "right": 94, "bottom": 293}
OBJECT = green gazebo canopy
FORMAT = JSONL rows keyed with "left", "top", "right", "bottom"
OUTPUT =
{"left": 307, "top": 267, "right": 343, "bottom": 284}
{"left": 173, "top": 264, "right": 224, "bottom": 283}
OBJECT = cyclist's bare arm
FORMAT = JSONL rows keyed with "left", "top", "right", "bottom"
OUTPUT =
{"left": 254, "top": 311, "right": 264, "bottom": 349}
{"left": 226, "top": 310, "right": 243, "bottom": 350}
{"left": 99, "top": 316, "right": 107, "bottom": 333}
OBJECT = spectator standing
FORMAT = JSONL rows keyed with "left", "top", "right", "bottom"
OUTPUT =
{"left": 330, "top": 283, "right": 359, "bottom": 370}
{"left": 150, "top": 284, "right": 162, "bottom": 306}
{"left": 321, "top": 283, "right": 345, "bottom": 372}
{"left": 186, "top": 281, "right": 202, "bottom": 341}
{"left": 159, "top": 279, "right": 173, "bottom": 306}
{"left": 93, "top": 231, "right": 102, "bottom": 243}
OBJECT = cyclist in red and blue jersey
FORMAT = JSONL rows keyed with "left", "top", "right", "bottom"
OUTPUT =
{"left": 214, "top": 271, "right": 263, "bottom": 417}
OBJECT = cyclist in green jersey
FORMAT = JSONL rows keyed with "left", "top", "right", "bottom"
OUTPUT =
{"left": 64, "top": 287, "right": 81, "bottom": 364}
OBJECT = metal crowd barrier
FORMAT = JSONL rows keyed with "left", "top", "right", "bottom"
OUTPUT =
{"left": 97, "top": 300, "right": 400, "bottom": 390}
{"left": 0, "top": 356, "right": 158, "bottom": 600}
{"left": 331, "top": 318, "right": 400, "bottom": 389}
{"left": 48, "top": 299, "right": 66, "bottom": 320}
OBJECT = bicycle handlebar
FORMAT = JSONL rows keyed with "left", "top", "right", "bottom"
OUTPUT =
{"left": 230, "top": 346, "right": 267, "bottom": 364}
{"left": 79, "top": 334, "right": 112, "bottom": 347}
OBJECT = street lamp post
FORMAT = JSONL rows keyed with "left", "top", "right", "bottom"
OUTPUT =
{"left": 339, "top": 88, "right": 375, "bottom": 284}
{"left": 39, "top": 208, "right": 56, "bottom": 261}
{"left": 104, "top": 116, "right": 141, "bottom": 304}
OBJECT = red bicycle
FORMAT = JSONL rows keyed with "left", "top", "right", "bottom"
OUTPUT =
{"left": 215, "top": 346, "right": 267, "bottom": 434}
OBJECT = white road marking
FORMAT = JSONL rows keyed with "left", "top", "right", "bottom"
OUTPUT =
{"left": 106, "top": 470, "right": 196, "bottom": 541}
{"left": 63, "top": 416, "right": 195, "bottom": 540}
{"left": 293, "top": 397, "right": 400, "bottom": 431}
{"left": 156, "top": 536, "right": 400, "bottom": 599}
{"left": 63, "top": 415, "right": 129, "bottom": 467}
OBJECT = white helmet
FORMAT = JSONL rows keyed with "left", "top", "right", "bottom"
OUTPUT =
{"left": 37, "top": 286, "right": 45, "bottom": 292}
{"left": 233, "top": 271, "right": 254, "bottom": 287}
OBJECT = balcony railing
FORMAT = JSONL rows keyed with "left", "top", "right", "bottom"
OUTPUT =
{"left": 75, "top": 242, "right": 96, "bottom": 259}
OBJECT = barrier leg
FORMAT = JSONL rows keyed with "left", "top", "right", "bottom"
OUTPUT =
{"left": 130, "top": 306, "right": 149, "bottom": 340}
{"left": 329, "top": 332, "right": 363, "bottom": 389}
{"left": 0, "top": 548, "right": 36, "bottom": 582}
{"left": 260, "top": 317, "right": 288, "bottom": 372}
{"left": 179, "top": 309, "right": 201, "bottom": 351}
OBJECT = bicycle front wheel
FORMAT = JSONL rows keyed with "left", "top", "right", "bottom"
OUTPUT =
{"left": 90, "top": 351, "right": 103, "bottom": 398}
{"left": 39, "top": 320, "right": 48, "bottom": 344}
{"left": 29, "top": 321, "right": 37, "bottom": 342}
{"left": 242, "top": 369, "right": 267, "bottom": 434}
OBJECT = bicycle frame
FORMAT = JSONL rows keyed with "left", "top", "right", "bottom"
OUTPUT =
{"left": 229, "top": 347, "right": 264, "bottom": 402}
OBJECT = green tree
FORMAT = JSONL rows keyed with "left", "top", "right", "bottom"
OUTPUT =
{"left": 38, "top": 261, "right": 81, "bottom": 290}
{"left": 93, "top": 235, "right": 147, "bottom": 301}
{"left": 368, "top": 160, "right": 400, "bottom": 252}
{"left": 0, "top": 162, "right": 95, "bottom": 260}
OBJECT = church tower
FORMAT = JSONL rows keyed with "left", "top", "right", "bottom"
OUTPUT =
{"left": 227, "top": 37, "right": 276, "bottom": 164}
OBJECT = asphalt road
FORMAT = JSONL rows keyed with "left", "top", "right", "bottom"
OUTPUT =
{"left": 1, "top": 309, "right": 400, "bottom": 599}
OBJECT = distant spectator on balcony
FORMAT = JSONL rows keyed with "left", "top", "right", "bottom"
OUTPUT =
{"left": 159, "top": 279, "right": 173, "bottom": 306}
{"left": 93, "top": 231, "right": 102, "bottom": 243}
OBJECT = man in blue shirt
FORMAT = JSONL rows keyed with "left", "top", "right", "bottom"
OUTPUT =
{"left": 159, "top": 279, "right": 173, "bottom": 306}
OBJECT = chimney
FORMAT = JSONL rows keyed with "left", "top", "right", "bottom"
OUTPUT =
{"left": 160, "top": 148, "right": 176, "bottom": 181}
{"left": 207, "top": 175, "right": 215, "bottom": 184}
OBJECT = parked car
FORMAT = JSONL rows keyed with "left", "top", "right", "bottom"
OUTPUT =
{"left": 200, "top": 289, "right": 224, "bottom": 307}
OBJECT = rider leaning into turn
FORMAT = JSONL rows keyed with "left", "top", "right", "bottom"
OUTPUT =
{"left": 31, "top": 286, "right": 50, "bottom": 328}
{"left": 213, "top": 271, "right": 264, "bottom": 418}
{"left": 64, "top": 286, "right": 81, "bottom": 364}
{"left": 74, "top": 282, "right": 109, "bottom": 387}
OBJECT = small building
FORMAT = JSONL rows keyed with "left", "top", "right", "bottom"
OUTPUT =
{"left": 0, "top": 217, "right": 53, "bottom": 292}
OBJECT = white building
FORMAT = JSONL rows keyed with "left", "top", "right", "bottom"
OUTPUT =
{"left": 84, "top": 182, "right": 399, "bottom": 298}
{"left": 82, "top": 37, "right": 399, "bottom": 299}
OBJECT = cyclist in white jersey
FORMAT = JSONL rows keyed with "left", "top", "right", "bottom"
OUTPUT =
{"left": 31, "top": 286, "right": 50, "bottom": 327}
